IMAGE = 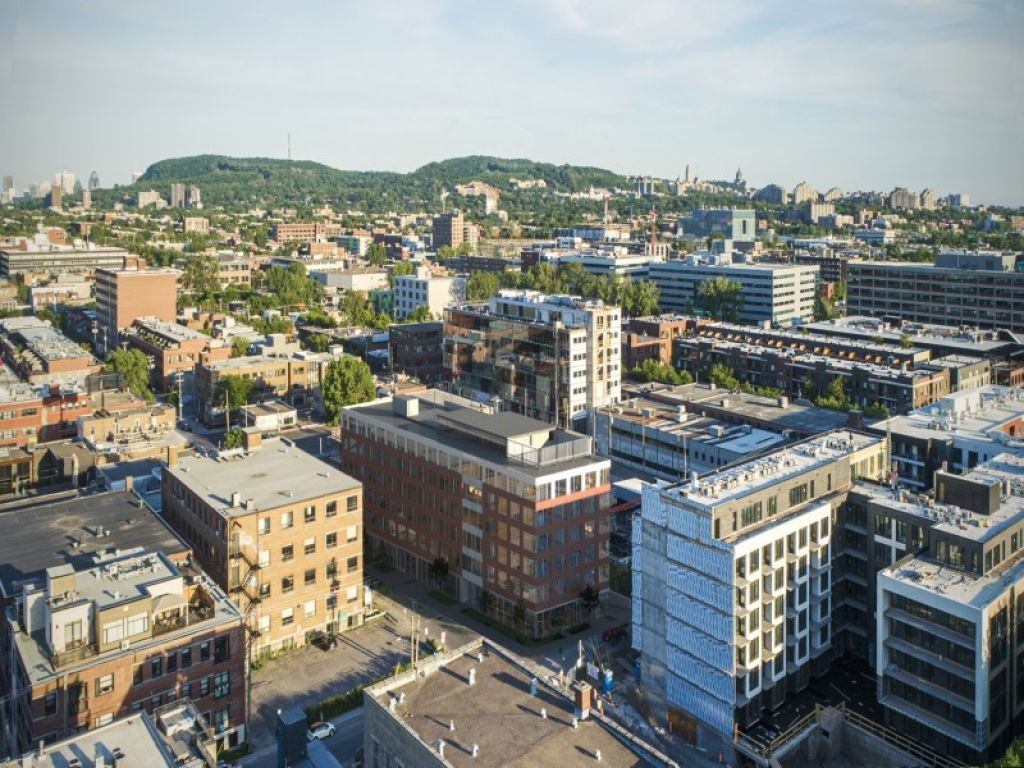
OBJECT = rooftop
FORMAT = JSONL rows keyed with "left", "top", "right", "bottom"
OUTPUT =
{"left": 0, "top": 490, "right": 189, "bottom": 597}
{"left": 0, "top": 712, "right": 176, "bottom": 768}
{"left": 46, "top": 549, "right": 177, "bottom": 612}
{"left": 623, "top": 382, "right": 850, "bottom": 435}
{"left": 167, "top": 437, "right": 360, "bottom": 516}
{"left": 367, "top": 639, "right": 661, "bottom": 768}
{"left": 874, "top": 386, "right": 1024, "bottom": 444}
{"left": 130, "top": 316, "right": 210, "bottom": 344}
{"left": 805, "top": 316, "right": 1014, "bottom": 355}
{"left": 694, "top": 319, "right": 926, "bottom": 358}
{"left": 0, "top": 316, "right": 98, "bottom": 364}
{"left": 665, "top": 430, "right": 881, "bottom": 508}
{"left": 345, "top": 391, "right": 604, "bottom": 478}
{"left": 881, "top": 554, "right": 1024, "bottom": 609}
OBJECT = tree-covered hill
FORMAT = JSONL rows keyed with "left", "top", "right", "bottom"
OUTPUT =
{"left": 95, "top": 154, "right": 629, "bottom": 211}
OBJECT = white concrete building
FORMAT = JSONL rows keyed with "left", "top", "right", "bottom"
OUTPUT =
{"left": 393, "top": 265, "right": 465, "bottom": 320}
{"left": 648, "top": 253, "right": 819, "bottom": 326}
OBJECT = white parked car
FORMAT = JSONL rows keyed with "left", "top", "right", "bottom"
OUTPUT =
{"left": 307, "top": 721, "right": 336, "bottom": 741}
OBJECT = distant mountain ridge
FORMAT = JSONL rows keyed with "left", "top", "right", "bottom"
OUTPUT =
{"left": 129, "top": 154, "right": 628, "bottom": 210}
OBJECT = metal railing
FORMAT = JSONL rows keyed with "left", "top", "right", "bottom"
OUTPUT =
{"left": 734, "top": 702, "right": 968, "bottom": 768}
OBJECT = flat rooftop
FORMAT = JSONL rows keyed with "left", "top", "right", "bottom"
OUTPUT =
{"left": 881, "top": 555, "right": 1024, "bottom": 609}
{"left": 806, "top": 316, "right": 1013, "bottom": 355}
{"left": 48, "top": 550, "right": 177, "bottom": 611}
{"left": 874, "top": 386, "right": 1024, "bottom": 444}
{"left": 0, "top": 490, "right": 189, "bottom": 597}
{"left": 602, "top": 400, "right": 784, "bottom": 452}
{"left": 167, "top": 437, "right": 360, "bottom": 516}
{"left": 666, "top": 430, "right": 881, "bottom": 508}
{"left": 1, "top": 712, "right": 176, "bottom": 768}
{"left": 369, "top": 640, "right": 655, "bottom": 768}
{"left": 696, "top": 320, "right": 924, "bottom": 357}
{"left": 347, "top": 392, "right": 603, "bottom": 478}
{"left": 131, "top": 316, "right": 209, "bottom": 343}
{"left": 624, "top": 382, "right": 850, "bottom": 435}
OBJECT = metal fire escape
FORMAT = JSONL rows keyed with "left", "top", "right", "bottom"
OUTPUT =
{"left": 228, "top": 521, "right": 262, "bottom": 738}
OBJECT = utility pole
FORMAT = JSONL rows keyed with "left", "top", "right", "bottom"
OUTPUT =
{"left": 175, "top": 370, "right": 184, "bottom": 421}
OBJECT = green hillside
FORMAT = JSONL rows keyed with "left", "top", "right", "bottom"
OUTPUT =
{"left": 102, "top": 154, "right": 629, "bottom": 211}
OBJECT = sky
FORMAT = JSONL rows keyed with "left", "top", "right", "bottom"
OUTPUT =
{"left": 2, "top": 0, "right": 1022, "bottom": 205}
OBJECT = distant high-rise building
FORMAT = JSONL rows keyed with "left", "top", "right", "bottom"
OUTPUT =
{"left": 130, "top": 170, "right": 142, "bottom": 184}
{"left": 678, "top": 208, "right": 756, "bottom": 243}
{"left": 95, "top": 256, "right": 180, "bottom": 355}
{"left": 88, "top": 171, "right": 100, "bottom": 190}
{"left": 888, "top": 187, "right": 919, "bottom": 210}
{"left": 754, "top": 183, "right": 788, "bottom": 204}
{"left": 48, "top": 183, "right": 62, "bottom": 209}
{"left": 822, "top": 186, "right": 843, "bottom": 202}
{"left": 432, "top": 210, "right": 465, "bottom": 250}
{"left": 919, "top": 187, "right": 936, "bottom": 210}
{"left": 791, "top": 180, "right": 817, "bottom": 205}
{"left": 55, "top": 171, "right": 75, "bottom": 195}
{"left": 949, "top": 192, "right": 971, "bottom": 208}
{"left": 170, "top": 182, "right": 186, "bottom": 208}
{"left": 3, "top": 176, "right": 12, "bottom": 194}
{"left": 80, "top": 187, "right": 91, "bottom": 210}
{"left": 187, "top": 184, "right": 201, "bottom": 208}
{"left": 137, "top": 189, "right": 165, "bottom": 208}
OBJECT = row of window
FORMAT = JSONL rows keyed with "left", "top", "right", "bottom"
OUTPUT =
{"left": 256, "top": 497, "right": 357, "bottom": 533}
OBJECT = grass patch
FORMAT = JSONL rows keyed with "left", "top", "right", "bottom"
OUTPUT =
{"left": 461, "top": 608, "right": 563, "bottom": 646}
{"left": 428, "top": 589, "right": 459, "bottom": 606}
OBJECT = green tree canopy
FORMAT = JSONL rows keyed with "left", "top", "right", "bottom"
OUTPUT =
{"left": 630, "top": 359, "right": 692, "bottom": 385}
{"left": 181, "top": 253, "right": 220, "bottom": 298}
{"left": 696, "top": 277, "right": 743, "bottom": 321}
{"left": 466, "top": 271, "right": 500, "bottom": 302}
{"left": 708, "top": 363, "right": 740, "bottom": 390}
{"left": 223, "top": 428, "right": 245, "bottom": 450}
{"left": 401, "top": 305, "right": 435, "bottom": 323}
{"left": 338, "top": 291, "right": 374, "bottom": 327}
{"left": 321, "top": 356, "right": 376, "bottom": 424}
{"left": 367, "top": 242, "right": 387, "bottom": 267}
{"left": 215, "top": 374, "right": 253, "bottom": 415}
{"left": 230, "top": 336, "right": 251, "bottom": 358}
{"left": 105, "top": 349, "right": 154, "bottom": 403}
{"left": 621, "top": 280, "right": 660, "bottom": 317}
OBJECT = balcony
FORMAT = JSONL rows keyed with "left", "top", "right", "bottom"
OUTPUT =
{"left": 51, "top": 641, "right": 97, "bottom": 669}
{"left": 153, "top": 601, "right": 216, "bottom": 637}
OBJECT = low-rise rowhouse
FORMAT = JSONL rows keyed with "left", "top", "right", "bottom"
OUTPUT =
{"left": 161, "top": 434, "right": 365, "bottom": 654}
{"left": 123, "top": 317, "right": 230, "bottom": 393}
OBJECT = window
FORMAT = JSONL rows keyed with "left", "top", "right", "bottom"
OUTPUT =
{"left": 304, "top": 600, "right": 316, "bottom": 619}
{"left": 281, "top": 510, "right": 294, "bottom": 529}
{"left": 44, "top": 691, "right": 57, "bottom": 715}
{"left": 346, "top": 525, "right": 358, "bottom": 542}
{"left": 199, "top": 676, "right": 210, "bottom": 698}
{"left": 214, "top": 707, "right": 230, "bottom": 734}
{"left": 166, "top": 652, "right": 177, "bottom": 674}
{"left": 326, "top": 532, "right": 337, "bottom": 549}
{"left": 304, "top": 537, "right": 316, "bottom": 556}
{"left": 281, "top": 608, "right": 294, "bottom": 626}
{"left": 103, "top": 620, "right": 125, "bottom": 645}
{"left": 95, "top": 674, "right": 114, "bottom": 696}
{"left": 347, "top": 495, "right": 358, "bottom": 512}
{"left": 282, "top": 576, "right": 294, "bottom": 593}
{"left": 181, "top": 648, "right": 192, "bottom": 668}
{"left": 347, "top": 585, "right": 358, "bottom": 602}
{"left": 215, "top": 636, "right": 230, "bottom": 663}
{"left": 258, "top": 517, "right": 270, "bottom": 535}
{"left": 304, "top": 505, "right": 316, "bottom": 523}
{"left": 281, "top": 545, "right": 294, "bottom": 562}
{"left": 151, "top": 657, "right": 163, "bottom": 678}
{"left": 259, "top": 549, "right": 271, "bottom": 568}
{"left": 326, "top": 500, "right": 337, "bottom": 518}
{"left": 127, "top": 613, "right": 149, "bottom": 636}
{"left": 304, "top": 568, "right": 316, "bottom": 586}
{"left": 259, "top": 582, "right": 271, "bottom": 598}
{"left": 200, "top": 641, "right": 210, "bottom": 662}
{"left": 95, "top": 713, "right": 114, "bottom": 728}
{"left": 347, "top": 556, "right": 359, "bottom": 573}
{"left": 789, "top": 484, "right": 808, "bottom": 507}
{"left": 214, "top": 670, "right": 230, "bottom": 698}
{"left": 181, "top": 682, "right": 192, "bottom": 699}
{"left": 133, "top": 665, "right": 143, "bottom": 685}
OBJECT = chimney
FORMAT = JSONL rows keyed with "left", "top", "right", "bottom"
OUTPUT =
{"left": 846, "top": 409, "right": 864, "bottom": 429}
{"left": 242, "top": 427, "right": 262, "bottom": 452}
{"left": 574, "top": 681, "right": 593, "bottom": 720}
{"left": 472, "top": 744, "right": 479, "bottom": 758}
{"left": 231, "top": 491, "right": 241, "bottom": 508}
{"left": 467, "top": 667, "right": 476, "bottom": 686}
{"left": 595, "top": 749, "right": 602, "bottom": 762}
{"left": 436, "top": 740, "right": 445, "bottom": 758}
{"left": 166, "top": 446, "right": 178, "bottom": 468}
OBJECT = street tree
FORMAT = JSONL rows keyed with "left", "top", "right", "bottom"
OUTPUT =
{"left": 105, "top": 349, "right": 154, "bottom": 402}
{"left": 321, "top": 356, "right": 375, "bottom": 424}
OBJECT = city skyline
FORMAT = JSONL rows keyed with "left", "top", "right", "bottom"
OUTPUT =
{"left": 2, "top": 0, "right": 1022, "bottom": 205}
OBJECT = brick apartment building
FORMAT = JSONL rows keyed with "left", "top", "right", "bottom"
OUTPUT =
{"left": 272, "top": 222, "right": 342, "bottom": 243}
{"left": 621, "top": 315, "right": 701, "bottom": 369}
{"left": 0, "top": 317, "right": 102, "bottom": 385}
{"left": 122, "top": 317, "right": 230, "bottom": 393}
{"left": 341, "top": 390, "right": 612, "bottom": 638}
{"left": 94, "top": 257, "right": 180, "bottom": 355}
{"left": 0, "top": 491, "right": 246, "bottom": 753}
{"left": 161, "top": 433, "right": 365, "bottom": 654}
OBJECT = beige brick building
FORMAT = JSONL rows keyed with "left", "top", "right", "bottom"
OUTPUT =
{"left": 160, "top": 434, "right": 365, "bottom": 654}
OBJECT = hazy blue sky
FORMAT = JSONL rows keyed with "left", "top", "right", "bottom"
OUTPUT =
{"left": 3, "top": 0, "right": 1022, "bottom": 204}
